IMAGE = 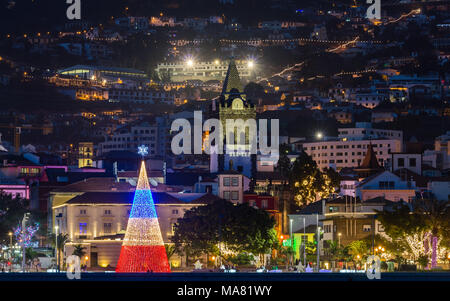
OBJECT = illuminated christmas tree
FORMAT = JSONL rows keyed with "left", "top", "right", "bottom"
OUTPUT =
{"left": 116, "top": 146, "right": 171, "bottom": 273}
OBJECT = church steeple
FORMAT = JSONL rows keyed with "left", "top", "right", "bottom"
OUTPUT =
{"left": 360, "top": 143, "right": 381, "bottom": 169}
{"left": 354, "top": 142, "right": 383, "bottom": 178}
{"left": 222, "top": 59, "right": 243, "bottom": 95}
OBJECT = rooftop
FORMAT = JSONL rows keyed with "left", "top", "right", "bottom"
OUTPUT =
{"left": 63, "top": 191, "right": 220, "bottom": 205}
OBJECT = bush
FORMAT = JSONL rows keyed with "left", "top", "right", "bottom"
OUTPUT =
{"left": 228, "top": 253, "right": 255, "bottom": 266}
{"left": 398, "top": 264, "right": 417, "bottom": 271}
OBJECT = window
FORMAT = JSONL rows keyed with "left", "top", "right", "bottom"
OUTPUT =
{"left": 104, "top": 209, "right": 112, "bottom": 215}
{"left": 231, "top": 191, "right": 239, "bottom": 200}
{"left": 223, "top": 177, "right": 230, "bottom": 186}
{"left": 223, "top": 191, "right": 230, "bottom": 200}
{"left": 379, "top": 181, "right": 395, "bottom": 189}
{"left": 409, "top": 158, "right": 416, "bottom": 167}
{"left": 398, "top": 158, "right": 405, "bottom": 167}
{"left": 104, "top": 223, "right": 112, "bottom": 234}
{"left": 231, "top": 177, "right": 239, "bottom": 186}
{"left": 363, "top": 225, "right": 371, "bottom": 232}
{"left": 261, "top": 199, "right": 268, "bottom": 209}
{"left": 79, "top": 223, "right": 87, "bottom": 234}
{"left": 172, "top": 209, "right": 179, "bottom": 215}
{"left": 329, "top": 206, "right": 339, "bottom": 212}
{"left": 79, "top": 209, "right": 87, "bottom": 215}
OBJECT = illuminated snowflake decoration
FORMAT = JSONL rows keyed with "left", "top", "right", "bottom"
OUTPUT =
{"left": 138, "top": 145, "right": 148, "bottom": 157}
{"left": 14, "top": 223, "right": 40, "bottom": 248}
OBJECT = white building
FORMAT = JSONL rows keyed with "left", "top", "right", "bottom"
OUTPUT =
{"left": 303, "top": 123, "right": 403, "bottom": 170}
{"left": 337, "top": 123, "right": 403, "bottom": 141}
{"left": 97, "top": 122, "right": 158, "bottom": 156}
{"left": 390, "top": 153, "right": 422, "bottom": 175}
{"left": 108, "top": 88, "right": 174, "bottom": 104}
{"left": 53, "top": 191, "right": 220, "bottom": 268}
{"left": 354, "top": 92, "right": 387, "bottom": 108}
{"left": 155, "top": 60, "right": 255, "bottom": 82}
{"left": 427, "top": 180, "right": 450, "bottom": 201}
{"left": 356, "top": 170, "right": 417, "bottom": 202}
{"left": 217, "top": 172, "right": 250, "bottom": 204}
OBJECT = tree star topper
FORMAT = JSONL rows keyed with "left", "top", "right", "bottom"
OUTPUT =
{"left": 138, "top": 145, "right": 148, "bottom": 157}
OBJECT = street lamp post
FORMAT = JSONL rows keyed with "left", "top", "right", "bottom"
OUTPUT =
{"left": 303, "top": 218, "right": 306, "bottom": 268}
{"left": 289, "top": 219, "right": 293, "bottom": 268}
{"left": 316, "top": 214, "right": 320, "bottom": 272}
{"left": 21, "top": 213, "right": 30, "bottom": 272}
{"left": 8, "top": 232, "right": 12, "bottom": 272}
{"left": 55, "top": 225, "right": 59, "bottom": 272}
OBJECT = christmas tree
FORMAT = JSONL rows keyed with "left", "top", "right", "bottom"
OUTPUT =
{"left": 116, "top": 146, "right": 171, "bottom": 273}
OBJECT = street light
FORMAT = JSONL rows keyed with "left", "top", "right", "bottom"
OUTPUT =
{"left": 55, "top": 225, "right": 59, "bottom": 272}
{"left": 316, "top": 132, "right": 323, "bottom": 139}
{"left": 8, "top": 232, "right": 12, "bottom": 272}
{"left": 247, "top": 60, "right": 254, "bottom": 68}
{"left": 186, "top": 59, "right": 194, "bottom": 67}
{"left": 338, "top": 233, "right": 341, "bottom": 246}
{"left": 289, "top": 219, "right": 293, "bottom": 268}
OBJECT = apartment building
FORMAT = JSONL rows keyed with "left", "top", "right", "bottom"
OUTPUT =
{"left": 97, "top": 122, "right": 158, "bottom": 156}
{"left": 303, "top": 123, "right": 403, "bottom": 170}
{"left": 303, "top": 140, "right": 402, "bottom": 170}
{"left": 155, "top": 60, "right": 254, "bottom": 82}
{"left": 217, "top": 171, "right": 250, "bottom": 204}
{"left": 322, "top": 197, "right": 391, "bottom": 246}
{"left": 108, "top": 88, "right": 174, "bottom": 104}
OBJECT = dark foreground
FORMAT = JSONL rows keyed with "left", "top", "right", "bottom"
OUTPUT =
{"left": 0, "top": 272, "right": 449, "bottom": 281}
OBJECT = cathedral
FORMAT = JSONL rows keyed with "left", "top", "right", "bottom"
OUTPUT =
{"left": 209, "top": 59, "right": 257, "bottom": 179}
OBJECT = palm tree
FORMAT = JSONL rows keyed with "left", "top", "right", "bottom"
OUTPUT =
{"left": 49, "top": 233, "right": 70, "bottom": 271}
{"left": 325, "top": 240, "right": 340, "bottom": 270}
{"left": 165, "top": 244, "right": 176, "bottom": 267}
{"left": 414, "top": 199, "right": 450, "bottom": 268}
{"left": 72, "top": 244, "right": 87, "bottom": 258}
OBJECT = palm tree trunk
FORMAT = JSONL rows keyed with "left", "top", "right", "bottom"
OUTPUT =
{"left": 431, "top": 235, "right": 437, "bottom": 268}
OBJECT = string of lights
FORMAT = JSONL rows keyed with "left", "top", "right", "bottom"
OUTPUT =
{"left": 116, "top": 157, "right": 171, "bottom": 273}
{"left": 14, "top": 223, "right": 40, "bottom": 248}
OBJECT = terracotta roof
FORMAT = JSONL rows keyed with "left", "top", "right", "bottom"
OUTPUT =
{"left": 52, "top": 177, "right": 134, "bottom": 193}
{"left": 255, "top": 171, "right": 285, "bottom": 181}
{"left": 359, "top": 143, "right": 381, "bottom": 169}
{"left": 297, "top": 200, "right": 323, "bottom": 215}
{"left": 64, "top": 191, "right": 220, "bottom": 205}
{"left": 117, "top": 170, "right": 164, "bottom": 178}
{"left": 294, "top": 224, "right": 317, "bottom": 234}
{"left": 393, "top": 168, "right": 428, "bottom": 188}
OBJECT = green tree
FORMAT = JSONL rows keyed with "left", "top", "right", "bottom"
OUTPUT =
{"left": 165, "top": 244, "right": 176, "bottom": 263}
{"left": 49, "top": 233, "right": 70, "bottom": 270}
{"left": 0, "top": 193, "right": 30, "bottom": 244}
{"left": 289, "top": 151, "right": 336, "bottom": 206}
{"left": 348, "top": 240, "right": 369, "bottom": 258}
{"left": 377, "top": 200, "right": 450, "bottom": 265}
{"left": 72, "top": 244, "right": 87, "bottom": 258}
{"left": 172, "top": 199, "right": 277, "bottom": 263}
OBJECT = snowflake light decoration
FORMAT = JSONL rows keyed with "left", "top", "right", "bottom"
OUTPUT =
{"left": 138, "top": 145, "right": 148, "bottom": 157}
{"left": 14, "top": 223, "right": 40, "bottom": 248}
